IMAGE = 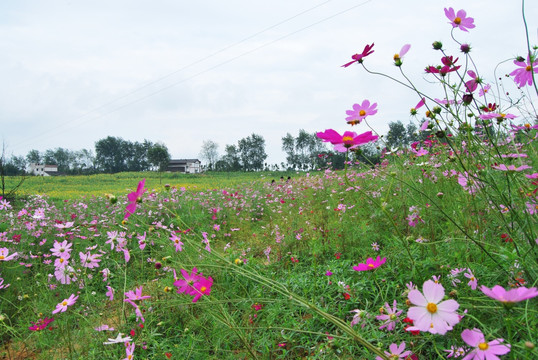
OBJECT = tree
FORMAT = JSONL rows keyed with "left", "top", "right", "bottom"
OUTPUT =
{"left": 95, "top": 136, "right": 127, "bottom": 173}
{"left": 281, "top": 133, "right": 297, "bottom": 170}
{"left": 199, "top": 140, "right": 219, "bottom": 170}
{"left": 238, "top": 133, "right": 267, "bottom": 171}
{"left": 148, "top": 143, "right": 171, "bottom": 172}
{"left": 386, "top": 121, "right": 408, "bottom": 148}
{"left": 216, "top": 144, "right": 241, "bottom": 172}
{"left": 26, "top": 149, "right": 41, "bottom": 165}
{"left": 281, "top": 130, "right": 327, "bottom": 170}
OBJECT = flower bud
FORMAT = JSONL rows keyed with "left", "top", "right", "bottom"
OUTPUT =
{"left": 516, "top": 56, "right": 525, "bottom": 62}
{"left": 525, "top": 341, "right": 535, "bottom": 350}
{"left": 460, "top": 43, "right": 471, "bottom": 53}
{"left": 432, "top": 41, "right": 443, "bottom": 50}
{"left": 462, "top": 93, "right": 473, "bottom": 105}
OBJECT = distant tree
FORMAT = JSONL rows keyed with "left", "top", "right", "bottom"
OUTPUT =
{"left": 238, "top": 133, "right": 267, "bottom": 171}
{"left": 26, "top": 149, "right": 41, "bottom": 165}
{"left": 216, "top": 144, "right": 241, "bottom": 171}
{"left": 95, "top": 136, "right": 127, "bottom": 173}
{"left": 386, "top": 121, "right": 408, "bottom": 148}
{"left": 148, "top": 143, "right": 171, "bottom": 172}
{"left": 282, "top": 130, "right": 327, "bottom": 170}
{"left": 0, "top": 143, "right": 26, "bottom": 199}
{"left": 199, "top": 140, "right": 219, "bottom": 170}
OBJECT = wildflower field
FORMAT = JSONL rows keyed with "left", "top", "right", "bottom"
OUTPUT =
{"left": 1, "top": 5, "right": 538, "bottom": 360}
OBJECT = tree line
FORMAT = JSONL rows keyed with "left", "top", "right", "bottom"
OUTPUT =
{"left": 2, "top": 120, "right": 429, "bottom": 175}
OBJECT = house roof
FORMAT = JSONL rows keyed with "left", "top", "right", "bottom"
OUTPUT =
{"left": 169, "top": 159, "right": 200, "bottom": 164}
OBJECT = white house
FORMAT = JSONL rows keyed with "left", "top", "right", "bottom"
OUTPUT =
{"left": 28, "top": 163, "right": 59, "bottom": 176}
{"left": 167, "top": 159, "right": 201, "bottom": 173}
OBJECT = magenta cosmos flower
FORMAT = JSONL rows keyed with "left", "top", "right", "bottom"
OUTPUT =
{"left": 345, "top": 100, "right": 378, "bottom": 125}
{"left": 461, "top": 328, "right": 510, "bottom": 360}
{"left": 342, "top": 43, "right": 375, "bottom": 67}
{"left": 444, "top": 8, "right": 475, "bottom": 32}
{"left": 316, "top": 129, "right": 378, "bottom": 152}
{"left": 509, "top": 56, "right": 538, "bottom": 88}
{"left": 480, "top": 285, "right": 538, "bottom": 304}
{"left": 52, "top": 294, "right": 79, "bottom": 314}
{"left": 406, "top": 280, "right": 460, "bottom": 335}
{"left": 124, "top": 179, "right": 147, "bottom": 219}
{"left": 353, "top": 256, "right": 386, "bottom": 271}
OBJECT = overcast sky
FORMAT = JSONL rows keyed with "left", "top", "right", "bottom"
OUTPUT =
{"left": 1, "top": 0, "right": 537, "bottom": 166}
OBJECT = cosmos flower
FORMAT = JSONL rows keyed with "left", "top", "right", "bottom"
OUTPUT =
{"left": 480, "top": 285, "right": 538, "bottom": 304}
{"left": 103, "top": 333, "right": 132, "bottom": 345}
{"left": 352, "top": 256, "right": 386, "bottom": 271}
{"left": 345, "top": 100, "right": 378, "bottom": 125}
{"left": 509, "top": 56, "right": 538, "bottom": 88}
{"left": 316, "top": 129, "right": 379, "bottom": 152}
{"left": 375, "top": 342, "right": 412, "bottom": 360}
{"left": 375, "top": 300, "right": 402, "bottom": 331}
{"left": 0, "top": 248, "right": 18, "bottom": 261}
{"left": 406, "top": 280, "right": 460, "bottom": 335}
{"left": 341, "top": 43, "right": 375, "bottom": 67}
{"left": 124, "top": 286, "right": 151, "bottom": 302}
{"left": 479, "top": 113, "right": 517, "bottom": 121}
{"left": 124, "top": 179, "right": 147, "bottom": 219}
{"left": 460, "top": 328, "right": 510, "bottom": 360}
{"left": 29, "top": 317, "right": 55, "bottom": 331}
{"left": 52, "top": 294, "right": 79, "bottom": 314}
{"left": 394, "top": 44, "right": 411, "bottom": 66}
{"left": 444, "top": 8, "right": 475, "bottom": 32}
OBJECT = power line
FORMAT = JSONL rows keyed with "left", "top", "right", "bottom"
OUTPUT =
{"left": 14, "top": 0, "right": 374, "bottom": 151}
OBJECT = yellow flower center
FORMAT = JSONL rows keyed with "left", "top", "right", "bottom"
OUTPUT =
{"left": 368, "top": 263, "right": 375, "bottom": 268}
{"left": 0, "top": 255, "right": 4, "bottom": 260}
{"left": 393, "top": 54, "right": 400, "bottom": 61}
{"left": 342, "top": 136, "right": 354, "bottom": 142}
{"left": 359, "top": 110, "right": 366, "bottom": 116}
{"left": 60, "top": 258, "right": 64, "bottom": 263}
{"left": 526, "top": 65, "right": 532, "bottom": 71}
{"left": 62, "top": 301, "right": 68, "bottom": 306}
{"left": 454, "top": 17, "right": 462, "bottom": 24}
{"left": 478, "top": 342, "right": 489, "bottom": 351}
{"left": 426, "top": 302, "right": 438, "bottom": 313}
{"left": 200, "top": 286, "right": 207, "bottom": 293}
{"left": 389, "top": 314, "right": 397, "bottom": 320}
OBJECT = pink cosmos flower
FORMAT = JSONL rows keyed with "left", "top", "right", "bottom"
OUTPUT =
{"left": 124, "top": 286, "right": 151, "bottom": 302}
{"left": 79, "top": 251, "right": 102, "bottom": 268}
{"left": 480, "top": 285, "right": 538, "bottom": 304}
{"left": 192, "top": 275, "right": 214, "bottom": 303}
{"left": 479, "top": 84, "right": 491, "bottom": 97}
{"left": 479, "top": 113, "right": 517, "bottom": 120}
{"left": 444, "top": 8, "right": 475, "bottom": 32}
{"left": 170, "top": 233, "right": 183, "bottom": 252}
{"left": 123, "top": 342, "right": 135, "bottom": 360}
{"left": 352, "top": 256, "right": 386, "bottom": 271}
{"left": 465, "top": 70, "right": 480, "bottom": 92}
{"left": 316, "top": 129, "right": 378, "bottom": 152}
{"left": 410, "top": 98, "right": 425, "bottom": 116}
{"left": 94, "top": 324, "right": 115, "bottom": 331}
{"left": 345, "top": 100, "right": 378, "bottom": 125}
{"left": 375, "top": 300, "right": 402, "bottom": 331}
{"left": 509, "top": 56, "right": 538, "bottom": 88}
{"left": 350, "top": 309, "right": 370, "bottom": 328}
{"left": 106, "top": 286, "right": 115, "bottom": 301}
{"left": 464, "top": 269, "right": 478, "bottom": 290}
{"left": 0, "top": 247, "right": 18, "bottom": 261}
{"left": 394, "top": 44, "right": 411, "bottom": 66}
{"left": 52, "top": 294, "right": 79, "bottom": 314}
{"left": 492, "top": 164, "right": 532, "bottom": 172}
{"left": 460, "top": 328, "right": 510, "bottom": 360}
{"left": 29, "top": 317, "right": 55, "bottom": 331}
{"left": 174, "top": 267, "right": 200, "bottom": 296}
{"left": 406, "top": 280, "right": 460, "bottom": 335}
{"left": 375, "top": 342, "right": 412, "bottom": 360}
{"left": 341, "top": 43, "right": 375, "bottom": 67}
{"left": 124, "top": 179, "right": 147, "bottom": 220}
{"left": 50, "top": 240, "right": 72, "bottom": 258}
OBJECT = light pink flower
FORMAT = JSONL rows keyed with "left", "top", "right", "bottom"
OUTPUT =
{"left": 509, "top": 56, "right": 538, "bottom": 88}
{"left": 464, "top": 269, "right": 478, "bottom": 290}
{"left": 345, "top": 100, "right": 378, "bottom": 125}
{"left": 0, "top": 248, "right": 18, "bottom": 261}
{"left": 106, "top": 286, "right": 115, "bottom": 301}
{"left": 123, "top": 342, "right": 135, "bottom": 360}
{"left": 480, "top": 285, "right": 538, "bottom": 304}
{"left": 50, "top": 240, "right": 72, "bottom": 258}
{"left": 492, "top": 164, "right": 531, "bottom": 172}
{"left": 375, "top": 300, "right": 402, "bottom": 331}
{"left": 124, "top": 286, "right": 151, "bottom": 302}
{"left": 52, "top": 294, "right": 79, "bottom": 314}
{"left": 406, "top": 280, "right": 460, "bottom": 335}
{"left": 394, "top": 44, "right": 411, "bottom": 66}
{"left": 170, "top": 233, "right": 183, "bottom": 252}
{"left": 352, "top": 256, "right": 386, "bottom": 271}
{"left": 479, "top": 113, "right": 517, "bottom": 120}
{"left": 444, "top": 8, "right": 475, "bottom": 32}
{"left": 479, "top": 84, "right": 491, "bottom": 97}
{"left": 375, "top": 342, "right": 412, "bottom": 360}
{"left": 461, "top": 328, "right": 510, "bottom": 360}
{"left": 79, "top": 251, "right": 102, "bottom": 268}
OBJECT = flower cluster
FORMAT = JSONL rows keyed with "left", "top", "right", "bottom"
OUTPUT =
{"left": 173, "top": 267, "right": 214, "bottom": 303}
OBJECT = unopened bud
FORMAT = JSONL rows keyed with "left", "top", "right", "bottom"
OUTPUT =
{"left": 432, "top": 41, "right": 443, "bottom": 50}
